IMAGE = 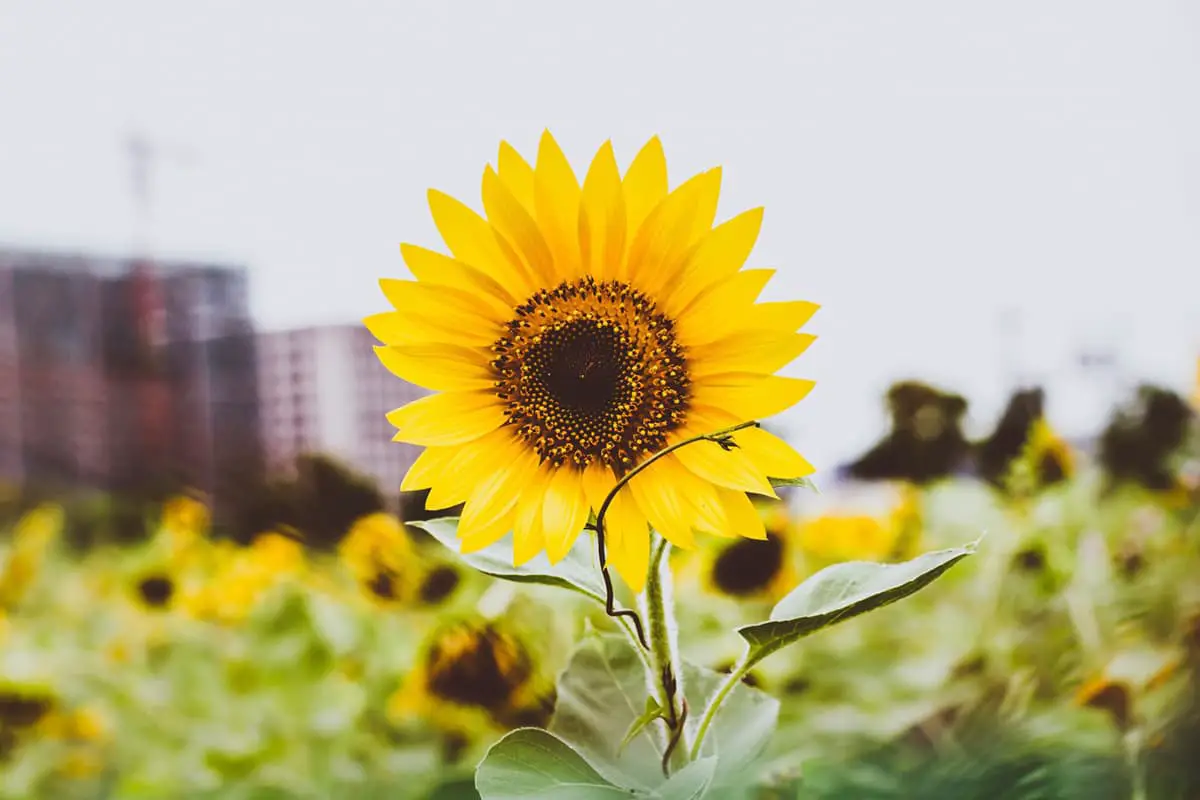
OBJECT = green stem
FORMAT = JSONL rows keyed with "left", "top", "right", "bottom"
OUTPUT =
{"left": 689, "top": 651, "right": 751, "bottom": 761}
{"left": 593, "top": 419, "right": 761, "bottom": 651}
{"left": 641, "top": 535, "right": 689, "bottom": 775}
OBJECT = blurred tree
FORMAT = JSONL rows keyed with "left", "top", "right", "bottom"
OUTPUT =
{"left": 842, "top": 381, "right": 972, "bottom": 484}
{"left": 1097, "top": 384, "right": 1194, "bottom": 494}
{"left": 224, "top": 453, "right": 385, "bottom": 549}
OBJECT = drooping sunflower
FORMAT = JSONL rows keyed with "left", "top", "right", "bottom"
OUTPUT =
{"left": 369, "top": 132, "right": 818, "bottom": 592}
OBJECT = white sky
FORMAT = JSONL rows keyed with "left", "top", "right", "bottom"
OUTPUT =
{"left": 1, "top": 0, "right": 1198, "bottom": 469}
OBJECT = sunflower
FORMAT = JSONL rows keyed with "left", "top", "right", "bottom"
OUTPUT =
{"left": 178, "top": 531, "right": 305, "bottom": 623}
{"left": 1021, "top": 417, "right": 1074, "bottom": 487}
{"left": 386, "top": 618, "right": 552, "bottom": 753}
{"left": 678, "top": 497, "right": 801, "bottom": 602}
{"left": 339, "top": 512, "right": 416, "bottom": 606}
{"left": 797, "top": 511, "right": 901, "bottom": 566}
{"left": 369, "top": 133, "right": 818, "bottom": 592}
{"left": 0, "top": 503, "right": 63, "bottom": 610}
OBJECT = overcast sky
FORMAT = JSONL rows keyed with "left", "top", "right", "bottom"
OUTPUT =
{"left": 1, "top": 1, "right": 1198, "bottom": 468}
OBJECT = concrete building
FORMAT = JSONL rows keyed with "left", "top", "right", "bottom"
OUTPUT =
{"left": 256, "top": 324, "right": 427, "bottom": 496}
{"left": 0, "top": 247, "right": 262, "bottom": 507}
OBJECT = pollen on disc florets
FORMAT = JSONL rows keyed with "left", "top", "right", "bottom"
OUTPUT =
{"left": 491, "top": 277, "right": 690, "bottom": 473}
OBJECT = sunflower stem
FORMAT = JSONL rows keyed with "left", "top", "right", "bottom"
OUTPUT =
{"left": 689, "top": 650, "right": 751, "bottom": 762}
{"left": 593, "top": 420, "right": 761, "bottom": 651}
{"left": 640, "top": 534, "right": 689, "bottom": 775}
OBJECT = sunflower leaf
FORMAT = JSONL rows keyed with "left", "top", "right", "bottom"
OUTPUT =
{"left": 474, "top": 727, "right": 641, "bottom": 799}
{"left": 768, "top": 476, "right": 819, "bottom": 493}
{"left": 736, "top": 541, "right": 978, "bottom": 671}
{"left": 410, "top": 518, "right": 607, "bottom": 604}
{"left": 619, "top": 696, "right": 665, "bottom": 756}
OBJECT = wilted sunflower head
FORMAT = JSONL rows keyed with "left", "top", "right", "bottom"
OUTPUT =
{"left": 369, "top": 133, "right": 819, "bottom": 592}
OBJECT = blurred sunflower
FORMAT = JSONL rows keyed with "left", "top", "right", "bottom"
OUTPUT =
{"left": 1074, "top": 648, "right": 1184, "bottom": 733}
{"left": 797, "top": 507, "right": 907, "bottom": 566}
{"left": 339, "top": 512, "right": 417, "bottom": 606}
{"left": 386, "top": 618, "right": 552, "bottom": 750}
{"left": 131, "top": 571, "right": 177, "bottom": 612}
{"left": 676, "top": 497, "right": 800, "bottom": 603}
{"left": 156, "top": 492, "right": 210, "bottom": 569}
{"left": 369, "top": 132, "right": 818, "bottom": 592}
{"left": 0, "top": 681, "right": 57, "bottom": 732}
{"left": 0, "top": 503, "right": 63, "bottom": 610}
{"left": 179, "top": 531, "right": 306, "bottom": 624}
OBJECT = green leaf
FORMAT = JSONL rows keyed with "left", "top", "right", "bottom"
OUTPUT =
{"left": 769, "top": 476, "right": 820, "bottom": 493}
{"left": 736, "top": 541, "right": 978, "bottom": 670}
{"left": 411, "top": 518, "right": 606, "bottom": 604}
{"left": 474, "top": 728, "right": 640, "bottom": 799}
{"left": 550, "top": 635, "right": 779, "bottom": 792}
{"left": 658, "top": 757, "right": 718, "bottom": 800}
{"left": 620, "top": 697, "right": 665, "bottom": 755}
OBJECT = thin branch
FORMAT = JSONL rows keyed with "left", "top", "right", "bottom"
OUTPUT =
{"left": 591, "top": 420, "right": 761, "bottom": 651}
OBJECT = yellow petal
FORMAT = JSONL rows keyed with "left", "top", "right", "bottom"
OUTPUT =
{"left": 387, "top": 392, "right": 506, "bottom": 446}
{"left": 625, "top": 168, "right": 722, "bottom": 293}
{"left": 673, "top": 435, "right": 776, "bottom": 498}
{"left": 542, "top": 467, "right": 588, "bottom": 563}
{"left": 690, "top": 331, "right": 817, "bottom": 378}
{"left": 629, "top": 461, "right": 696, "bottom": 549}
{"left": 753, "top": 301, "right": 820, "bottom": 333}
{"left": 656, "top": 453, "right": 733, "bottom": 535}
{"left": 498, "top": 140, "right": 536, "bottom": 213}
{"left": 661, "top": 207, "right": 764, "bottom": 318}
{"left": 733, "top": 426, "right": 816, "bottom": 481}
{"left": 365, "top": 309, "right": 493, "bottom": 348}
{"left": 535, "top": 130, "right": 583, "bottom": 281}
{"left": 482, "top": 166, "right": 556, "bottom": 286}
{"left": 691, "top": 374, "right": 816, "bottom": 422}
{"left": 578, "top": 141, "right": 626, "bottom": 281}
{"left": 401, "top": 446, "right": 457, "bottom": 492}
{"left": 374, "top": 343, "right": 495, "bottom": 392}
{"left": 424, "top": 429, "right": 520, "bottom": 509}
{"left": 459, "top": 450, "right": 536, "bottom": 549}
{"left": 512, "top": 481, "right": 547, "bottom": 565}
{"left": 581, "top": 462, "right": 618, "bottom": 516}
{"left": 621, "top": 136, "right": 668, "bottom": 245}
{"left": 427, "top": 189, "right": 532, "bottom": 293}
{"left": 605, "top": 487, "right": 651, "bottom": 594}
{"left": 675, "top": 269, "right": 775, "bottom": 347}
{"left": 381, "top": 278, "right": 504, "bottom": 328}
{"left": 715, "top": 487, "right": 768, "bottom": 540}
{"left": 399, "top": 244, "right": 519, "bottom": 309}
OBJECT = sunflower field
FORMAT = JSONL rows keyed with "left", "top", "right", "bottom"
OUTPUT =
{"left": 2, "top": 429, "right": 1200, "bottom": 799}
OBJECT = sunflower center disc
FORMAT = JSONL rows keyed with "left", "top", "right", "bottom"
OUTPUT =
{"left": 492, "top": 277, "right": 690, "bottom": 472}
{"left": 711, "top": 534, "right": 785, "bottom": 596}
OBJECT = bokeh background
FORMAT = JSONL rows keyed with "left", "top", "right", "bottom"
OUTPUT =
{"left": 2, "top": 2, "right": 1200, "bottom": 798}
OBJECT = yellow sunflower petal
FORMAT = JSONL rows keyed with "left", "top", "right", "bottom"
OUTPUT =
{"left": 675, "top": 269, "right": 776, "bottom": 346}
{"left": 512, "top": 482, "right": 548, "bottom": 566}
{"left": 690, "top": 331, "right": 817, "bottom": 378}
{"left": 733, "top": 426, "right": 816, "bottom": 481}
{"left": 579, "top": 141, "right": 626, "bottom": 281}
{"left": 482, "top": 166, "right": 556, "bottom": 285}
{"left": 581, "top": 462, "right": 617, "bottom": 515}
{"left": 662, "top": 207, "right": 764, "bottom": 318}
{"left": 692, "top": 374, "right": 815, "bottom": 422}
{"left": 605, "top": 487, "right": 651, "bottom": 594}
{"left": 658, "top": 455, "right": 734, "bottom": 536}
{"left": 673, "top": 435, "right": 776, "bottom": 498}
{"left": 625, "top": 168, "right": 722, "bottom": 292}
{"left": 715, "top": 487, "right": 768, "bottom": 540}
{"left": 426, "top": 189, "right": 532, "bottom": 292}
{"left": 400, "top": 244, "right": 518, "bottom": 308}
{"left": 459, "top": 451, "right": 537, "bottom": 551}
{"left": 629, "top": 461, "right": 696, "bottom": 549}
{"left": 753, "top": 300, "right": 820, "bottom": 333}
{"left": 621, "top": 136, "right": 667, "bottom": 243}
{"left": 535, "top": 130, "right": 583, "bottom": 281}
{"left": 424, "top": 429, "right": 520, "bottom": 509}
{"left": 542, "top": 467, "right": 589, "bottom": 563}
{"left": 498, "top": 140, "right": 536, "bottom": 212}
{"left": 387, "top": 392, "right": 506, "bottom": 447}
{"left": 381, "top": 278, "right": 504, "bottom": 328}
{"left": 401, "top": 446, "right": 457, "bottom": 492}
{"left": 364, "top": 309, "right": 492, "bottom": 348}
{"left": 374, "top": 344, "right": 494, "bottom": 392}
